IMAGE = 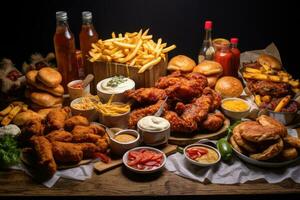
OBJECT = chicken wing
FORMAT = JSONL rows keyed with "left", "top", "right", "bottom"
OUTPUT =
{"left": 45, "top": 130, "right": 73, "bottom": 142}
{"left": 64, "top": 115, "right": 89, "bottom": 131}
{"left": 51, "top": 141, "right": 83, "bottom": 164}
{"left": 30, "top": 136, "right": 57, "bottom": 176}
{"left": 76, "top": 143, "right": 100, "bottom": 158}
{"left": 125, "top": 88, "right": 167, "bottom": 105}
{"left": 19, "top": 119, "right": 45, "bottom": 146}
{"left": 46, "top": 107, "right": 71, "bottom": 130}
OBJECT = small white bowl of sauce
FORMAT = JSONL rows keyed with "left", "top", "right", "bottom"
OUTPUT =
{"left": 110, "top": 129, "right": 141, "bottom": 156}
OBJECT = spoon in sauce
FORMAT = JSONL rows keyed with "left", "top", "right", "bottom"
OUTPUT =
{"left": 82, "top": 74, "right": 94, "bottom": 88}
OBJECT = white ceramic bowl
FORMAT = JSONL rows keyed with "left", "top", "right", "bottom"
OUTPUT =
{"left": 96, "top": 78, "right": 135, "bottom": 103}
{"left": 110, "top": 129, "right": 141, "bottom": 156}
{"left": 123, "top": 146, "right": 166, "bottom": 174}
{"left": 221, "top": 97, "right": 251, "bottom": 120}
{"left": 137, "top": 117, "right": 170, "bottom": 146}
{"left": 70, "top": 97, "right": 98, "bottom": 122}
{"left": 99, "top": 102, "right": 130, "bottom": 129}
{"left": 67, "top": 80, "right": 90, "bottom": 101}
{"left": 184, "top": 143, "right": 221, "bottom": 167}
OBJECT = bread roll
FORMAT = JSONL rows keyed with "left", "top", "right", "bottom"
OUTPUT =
{"left": 167, "top": 55, "right": 196, "bottom": 72}
{"left": 37, "top": 67, "right": 62, "bottom": 88}
{"left": 29, "top": 92, "right": 63, "bottom": 108}
{"left": 215, "top": 76, "right": 243, "bottom": 98}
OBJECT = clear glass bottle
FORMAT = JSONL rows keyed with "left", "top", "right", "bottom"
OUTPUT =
{"left": 53, "top": 11, "right": 78, "bottom": 91}
{"left": 198, "top": 21, "right": 215, "bottom": 63}
{"left": 80, "top": 11, "right": 98, "bottom": 76}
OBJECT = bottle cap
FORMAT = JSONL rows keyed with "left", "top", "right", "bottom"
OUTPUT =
{"left": 56, "top": 11, "right": 67, "bottom": 21}
{"left": 230, "top": 38, "right": 239, "bottom": 44}
{"left": 204, "top": 21, "right": 212, "bottom": 30}
{"left": 82, "top": 11, "right": 92, "bottom": 20}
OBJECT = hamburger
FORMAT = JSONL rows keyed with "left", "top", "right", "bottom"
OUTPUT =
{"left": 257, "top": 54, "right": 282, "bottom": 70}
{"left": 215, "top": 76, "right": 244, "bottom": 98}
{"left": 167, "top": 55, "right": 196, "bottom": 72}
{"left": 193, "top": 60, "right": 223, "bottom": 87}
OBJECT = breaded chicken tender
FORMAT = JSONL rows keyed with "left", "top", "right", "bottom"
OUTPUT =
{"left": 64, "top": 115, "right": 89, "bottom": 131}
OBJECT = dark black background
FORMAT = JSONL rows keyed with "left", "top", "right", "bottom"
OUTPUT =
{"left": 0, "top": 0, "right": 299, "bottom": 77}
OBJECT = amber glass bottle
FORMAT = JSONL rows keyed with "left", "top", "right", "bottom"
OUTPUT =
{"left": 79, "top": 11, "right": 98, "bottom": 76}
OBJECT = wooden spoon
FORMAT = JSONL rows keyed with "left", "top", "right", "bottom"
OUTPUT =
{"left": 82, "top": 74, "right": 94, "bottom": 88}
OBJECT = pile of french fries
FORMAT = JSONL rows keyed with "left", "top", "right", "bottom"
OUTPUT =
{"left": 243, "top": 66, "right": 300, "bottom": 93}
{"left": 89, "top": 29, "right": 176, "bottom": 73}
{"left": 0, "top": 102, "right": 28, "bottom": 126}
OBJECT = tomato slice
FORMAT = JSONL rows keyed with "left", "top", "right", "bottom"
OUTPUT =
{"left": 127, "top": 155, "right": 142, "bottom": 166}
{"left": 144, "top": 161, "right": 158, "bottom": 166}
{"left": 151, "top": 153, "right": 163, "bottom": 161}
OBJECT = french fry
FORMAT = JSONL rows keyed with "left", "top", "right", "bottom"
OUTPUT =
{"left": 1, "top": 105, "right": 22, "bottom": 126}
{"left": 243, "top": 72, "right": 268, "bottom": 80}
{"left": 292, "top": 88, "right": 300, "bottom": 94}
{"left": 254, "top": 95, "right": 262, "bottom": 106}
{"left": 0, "top": 104, "right": 14, "bottom": 116}
{"left": 162, "top": 45, "right": 176, "bottom": 53}
{"left": 138, "top": 57, "right": 161, "bottom": 73}
{"left": 244, "top": 67, "right": 261, "bottom": 74}
{"left": 268, "top": 75, "right": 281, "bottom": 82}
{"left": 289, "top": 80, "right": 300, "bottom": 88}
{"left": 274, "top": 95, "right": 291, "bottom": 112}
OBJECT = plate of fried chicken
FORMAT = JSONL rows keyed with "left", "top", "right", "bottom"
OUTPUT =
{"left": 18, "top": 107, "right": 110, "bottom": 180}
{"left": 125, "top": 71, "right": 229, "bottom": 145}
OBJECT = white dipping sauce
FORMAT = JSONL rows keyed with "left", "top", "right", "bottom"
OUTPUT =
{"left": 138, "top": 116, "right": 170, "bottom": 132}
{"left": 98, "top": 76, "right": 135, "bottom": 94}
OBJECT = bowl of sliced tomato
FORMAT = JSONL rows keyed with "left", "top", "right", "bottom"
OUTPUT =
{"left": 123, "top": 146, "right": 166, "bottom": 173}
{"left": 184, "top": 144, "right": 221, "bottom": 167}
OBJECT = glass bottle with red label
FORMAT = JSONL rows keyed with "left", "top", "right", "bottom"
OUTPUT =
{"left": 214, "top": 41, "right": 234, "bottom": 77}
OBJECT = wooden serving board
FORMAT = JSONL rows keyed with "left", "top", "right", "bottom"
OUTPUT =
{"left": 93, "top": 144, "right": 177, "bottom": 173}
{"left": 168, "top": 118, "right": 230, "bottom": 146}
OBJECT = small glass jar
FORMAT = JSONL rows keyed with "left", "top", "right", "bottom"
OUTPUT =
{"left": 214, "top": 42, "right": 234, "bottom": 77}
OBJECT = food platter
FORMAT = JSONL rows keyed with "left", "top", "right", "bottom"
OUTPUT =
{"left": 169, "top": 117, "right": 230, "bottom": 146}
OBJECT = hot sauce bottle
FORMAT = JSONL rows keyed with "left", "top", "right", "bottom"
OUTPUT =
{"left": 214, "top": 41, "right": 234, "bottom": 77}
{"left": 230, "top": 38, "right": 241, "bottom": 77}
{"left": 79, "top": 11, "right": 99, "bottom": 76}
{"left": 198, "top": 21, "right": 215, "bottom": 63}
{"left": 53, "top": 11, "right": 78, "bottom": 91}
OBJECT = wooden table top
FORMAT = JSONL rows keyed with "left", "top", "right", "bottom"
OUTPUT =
{"left": 0, "top": 166, "right": 300, "bottom": 196}
{"left": 1, "top": 130, "right": 300, "bottom": 197}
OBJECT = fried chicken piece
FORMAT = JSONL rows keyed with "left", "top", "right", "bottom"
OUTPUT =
{"left": 30, "top": 136, "right": 57, "bottom": 177}
{"left": 247, "top": 80, "right": 290, "bottom": 98}
{"left": 125, "top": 88, "right": 167, "bottom": 104}
{"left": 51, "top": 141, "right": 83, "bottom": 164}
{"left": 202, "top": 87, "right": 222, "bottom": 111}
{"left": 201, "top": 112, "right": 225, "bottom": 132}
{"left": 72, "top": 124, "right": 106, "bottom": 136}
{"left": 128, "top": 100, "right": 166, "bottom": 128}
{"left": 76, "top": 143, "right": 100, "bottom": 158}
{"left": 45, "top": 130, "right": 73, "bottom": 142}
{"left": 72, "top": 131, "right": 103, "bottom": 143}
{"left": 163, "top": 111, "right": 195, "bottom": 132}
{"left": 46, "top": 107, "right": 71, "bottom": 130}
{"left": 155, "top": 71, "right": 208, "bottom": 101}
{"left": 232, "top": 123, "right": 257, "bottom": 153}
{"left": 256, "top": 115, "right": 287, "bottom": 138}
{"left": 279, "top": 147, "right": 298, "bottom": 161}
{"left": 64, "top": 115, "right": 89, "bottom": 131}
{"left": 19, "top": 119, "right": 45, "bottom": 146}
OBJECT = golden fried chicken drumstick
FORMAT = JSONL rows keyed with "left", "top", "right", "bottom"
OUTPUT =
{"left": 30, "top": 136, "right": 57, "bottom": 176}
{"left": 52, "top": 141, "right": 83, "bottom": 164}
{"left": 46, "top": 107, "right": 71, "bottom": 130}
